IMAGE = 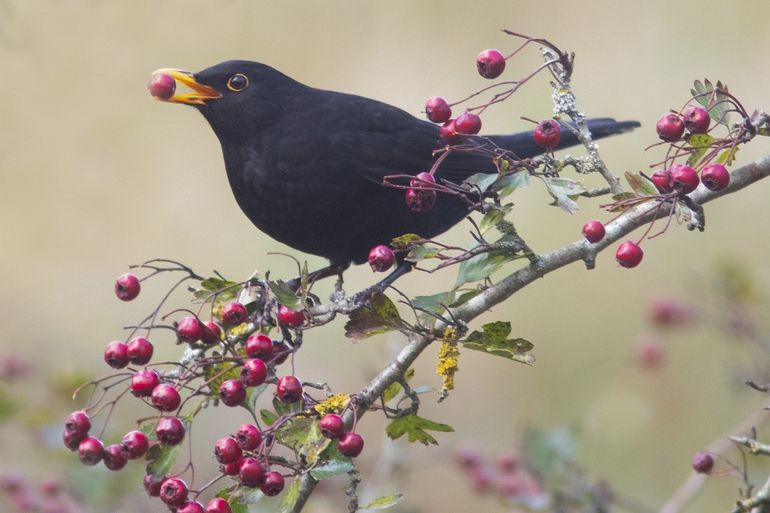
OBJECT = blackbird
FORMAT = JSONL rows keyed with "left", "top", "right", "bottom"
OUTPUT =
{"left": 151, "top": 60, "right": 639, "bottom": 287}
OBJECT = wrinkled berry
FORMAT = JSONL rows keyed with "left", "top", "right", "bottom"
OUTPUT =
{"left": 214, "top": 436, "right": 243, "bottom": 464}
{"left": 127, "top": 337, "right": 153, "bottom": 365}
{"left": 121, "top": 430, "right": 149, "bottom": 459}
{"left": 682, "top": 106, "right": 710, "bottom": 134}
{"left": 425, "top": 96, "right": 452, "bottom": 123}
{"left": 246, "top": 333, "right": 272, "bottom": 359}
{"left": 103, "top": 444, "right": 128, "bottom": 471}
{"left": 78, "top": 437, "right": 104, "bottom": 466}
{"left": 115, "top": 273, "right": 140, "bottom": 301}
{"left": 701, "top": 163, "right": 729, "bottom": 191}
{"left": 692, "top": 452, "right": 714, "bottom": 474}
{"left": 219, "top": 379, "right": 246, "bottom": 406}
{"left": 276, "top": 375, "right": 303, "bottom": 403}
{"left": 533, "top": 119, "right": 561, "bottom": 150}
{"left": 405, "top": 187, "right": 437, "bottom": 212}
{"left": 64, "top": 411, "right": 91, "bottom": 436}
{"left": 454, "top": 111, "right": 482, "bottom": 135}
{"left": 156, "top": 416, "right": 185, "bottom": 446}
{"left": 222, "top": 302, "right": 248, "bottom": 325}
{"left": 368, "top": 245, "right": 396, "bottom": 272}
{"left": 131, "top": 369, "right": 160, "bottom": 397}
{"left": 476, "top": 49, "right": 506, "bottom": 79}
{"left": 151, "top": 383, "right": 181, "bottom": 412}
{"left": 177, "top": 316, "right": 204, "bottom": 344}
{"left": 236, "top": 424, "right": 262, "bottom": 451}
{"left": 671, "top": 165, "right": 699, "bottom": 194}
{"left": 319, "top": 413, "right": 345, "bottom": 439}
{"left": 239, "top": 457, "right": 264, "bottom": 487}
{"left": 144, "top": 474, "right": 164, "bottom": 497}
{"left": 104, "top": 341, "right": 129, "bottom": 369}
{"left": 260, "top": 471, "right": 285, "bottom": 496}
{"left": 241, "top": 358, "right": 268, "bottom": 387}
{"left": 656, "top": 113, "right": 685, "bottom": 142}
{"left": 159, "top": 477, "right": 188, "bottom": 507}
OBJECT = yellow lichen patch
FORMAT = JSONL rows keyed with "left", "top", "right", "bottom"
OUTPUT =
{"left": 313, "top": 394, "right": 350, "bottom": 415}
{"left": 436, "top": 332, "right": 460, "bottom": 393}
{"left": 228, "top": 323, "right": 249, "bottom": 338}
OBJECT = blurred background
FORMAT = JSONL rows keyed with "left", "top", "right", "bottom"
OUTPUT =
{"left": 2, "top": 0, "right": 770, "bottom": 511}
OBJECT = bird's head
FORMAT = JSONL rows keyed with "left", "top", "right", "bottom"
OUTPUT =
{"left": 149, "top": 60, "right": 299, "bottom": 144}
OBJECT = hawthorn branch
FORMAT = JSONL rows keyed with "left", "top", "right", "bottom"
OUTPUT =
{"left": 289, "top": 153, "right": 770, "bottom": 513}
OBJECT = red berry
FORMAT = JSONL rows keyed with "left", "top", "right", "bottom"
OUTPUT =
{"left": 64, "top": 411, "right": 91, "bottom": 436}
{"left": 151, "top": 383, "right": 181, "bottom": 412}
{"left": 103, "top": 444, "right": 128, "bottom": 471}
{"left": 454, "top": 111, "right": 482, "bottom": 135}
{"left": 615, "top": 241, "right": 644, "bottom": 268}
{"left": 63, "top": 430, "right": 87, "bottom": 451}
{"left": 131, "top": 369, "right": 160, "bottom": 397}
{"left": 272, "top": 339, "right": 291, "bottom": 365}
{"left": 425, "top": 96, "right": 452, "bottom": 123}
{"left": 276, "top": 375, "right": 303, "bottom": 403}
{"left": 650, "top": 169, "right": 673, "bottom": 193}
{"left": 77, "top": 437, "right": 104, "bottom": 466}
{"left": 104, "top": 341, "right": 129, "bottom": 369}
{"left": 636, "top": 336, "right": 665, "bottom": 369}
{"left": 214, "top": 436, "right": 243, "bottom": 464}
{"left": 178, "top": 501, "right": 205, "bottom": 513}
{"left": 692, "top": 452, "right": 714, "bottom": 474}
{"left": 148, "top": 73, "right": 176, "bottom": 100}
{"left": 405, "top": 187, "right": 437, "bottom": 212}
{"left": 671, "top": 165, "right": 699, "bottom": 194}
{"left": 581, "top": 220, "right": 605, "bottom": 243}
{"left": 277, "top": 305, "right": 305, "bottom": 328}
{"left": 701, "top": 163, "right": 729, "bottom": 191}
{"left": 649, "top": 297, "right": 693, "bottom": 327}
{"left": 533, "top": 119, "right": 561, "bottom": 150}
{"left": 241, "top": 358, "right": 267, "bottom": 387}
{"left": 143, "top": 474, "right": 164, "bottom": 497}
{"left": 682, "top": 106, "right": 710, "bottom": 134}
{"left": 319, "top": 413, "right": 345, "bottom": 439}
{"left": 497, "top": 453, "right": 518, "bottom": 473}
{"left": 127, "top": 337, "right": 153, "bottom": 365}
{"left": 455, "top": 446, "right": 482, "bottom": 469}
{"left": 177, "top": 316, "right": 204, "bottom": 344}
{"left": 239, "top": 457, "right": 265, "bottom": 487}
{"left": 439, "top": 119, "right": 464, "bottom": 145}
{"left": 471, "top": 466, "right": 493, "bottom": 493}
{"left": 246, "top": 333, "right": 272, "bottom": 359}
{"left": 219, "top": 379, "right": 246, "bottom": 406}
{"left": 476, "top": 49, "right": 506, "bottom": 79}
{"left": 201, "top": 320, "right": 222, "bottom": 345}
{"left": 338, "top": 432, "right": 364, "bottom": 457}
{"left": 410, "top": 171, "right": 436, "bottom": 189}
{"left": 222, "top": 302, "right": 248, "bottom": 325}
{"left": 260, "top": 471, "right": 285, "bottom": 496}
{"left": 156, "top": 416, "right": 186, "bottom": 446}
{"left": 115, "top": 273, "right": 140, "bottom": 301}
{"left": 368, "top": 245, "right": 396, "bottom": 273}
{"left": 235, "top": 424, "right": 262, "bottom": 451}
{"left": 121, "top": 430, "right": 149, "bottom": 459}
{"left": 206, "top": 498, "right": 233, "bottom": 513}
{"left": 159, "top": 477, "right": 188, "bottom": 507}
{"left": 656, "top": 113, "right": 685, "bottom": 142}
{"left": 220, "top": 460, "right": 241, "bottom": 476}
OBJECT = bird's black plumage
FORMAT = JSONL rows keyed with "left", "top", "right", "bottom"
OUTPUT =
{"left": 165, "top": 60, "right": 639, "bottom": 267}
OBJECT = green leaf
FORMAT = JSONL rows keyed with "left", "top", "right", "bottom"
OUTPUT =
{"left": 386, "top": 414, "right": 454, "bottom": 445}
{"left": 491, "top": 171, "right": 529, "bottom": 197}
{"left": 273, "top": 395, "right": 303, "bottom": 417}
{"left": 455, "top": 235, "right": 522, "bottom": 287}
{"left": 215, "top": 489, "right": 249, "bottom": 513}
{"left": 280, "top": 477, "right": 302, "bottom": 513}
{"left": 611, "top": 191, "right": 639, "bottom": 202}
{"left": 624, "top": 172, "right": 657, "bottom": 197}
{"left": 309, "top": 459, "right": 355, "bottom": 480}
{"left": 691, "top": 78, "right": 732, "bottom": 126}
{"left": 716, "top": 145, "right": 739, "bottom": 165}
{"left": 0, "top": 387, "right": 18, "bottom": 423}
{"left": 381, "top": 368, "right": 414, "bottom": 403}
{"left": 299, "top": 420, "right": 331, "bottom": 466}
{"left": 146, "top": 445, "right": 178, "bottom": 479}
{"left": 686, "top": 133, "right": 715, "bottom": 167}
{"left": 269, "top": 280, "right": 302, "bottom": 309}
{"left": 542, "top": 176, "right": 585, "bottom": 213}
{"left": 390, "top": 233, "right": 422, "bottom": 250}
{"left": 522, "top": 425, "right": 576, "bottom": 475}
{"left": 194, "top": 277, "right": 239, "bottom": 301}
{"left": 247, "top": 383, "right": 268, "bottom": 410}
{"left": 229, "top": 486, "right": 265, "bottom": 505}
{"left": 405, "top": 244, "right": 440, "bottom": 262}
{"left": 344, "top": 292, "right": 402, "bottom": 339}
{"left": 463, "top": 172, "right": 498, "bottom": 192}
{"left": 411, "top": 291, "right": 454, "bottom": 317}
{"left": 478, "top": 204, "right": 512, "bottom": 235}
{"left": 449, "top": 289, "right": 482, "bottom": 308}
{"left": 276, "top": 417, "right": 315, "bottom": 449}
{"left": 361, "top": 493, "right": 404, "bottom": 510}
{"left": 462, "top": 321, "right": 535, "bottom": 365}
{"left": 260, "top": 408, "right": 278, "bottom": 426}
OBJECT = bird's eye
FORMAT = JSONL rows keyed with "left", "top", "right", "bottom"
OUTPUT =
{"left": 227, "top": 73, "right": 249, "bottom": 92}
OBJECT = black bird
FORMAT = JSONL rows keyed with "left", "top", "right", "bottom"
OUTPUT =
{"left": 151, "top": 60, "right": 638, "bottom": 289}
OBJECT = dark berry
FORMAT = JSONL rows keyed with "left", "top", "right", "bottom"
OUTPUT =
{"left": 239, "top": 457, "right": 265, "bottom": 487}
{"left": 64, "top": 411, "right": 91, "bottom": 436}
{"left": 159, "top": 477, "right": 188, "bottom": 507}
{"left": 178, "top": 501, "right": 205, "bottom": 513}
{"left": 104, "top": 341, "right": 129, "bottom": 369}
{"left": 533, "top": 119, "right": 561, "bottom": 150}
{"left": 156, "top": 416, "right": 186, "bottom": 446}
{"left": 148, "top": 73, "right": 176, "bottom": 100}
{"left": 143, "top": 474, "right": 164, "bottom": 497}
{"left": 425, "top": 96, "right": 452, "bottom": 123}
{"left": 476, "top": 49, "right": 506, "bottom": 79}
{"left": 405, "top": 187, "right": 437, "bottom": 212}
{"left": 115, "top": 273, "right": 140, "bottom": 301}
{"left": 454, "top": 112, "right": 482, "bottom": 135}
{"left": 63, "top": 430, "right": 86, "bottom": 451}
{"left": 615, "top": 241, "right": 644, "bottom": 268}
{"left": 103, "top": 444, "right": 128, "bottom": 471}
{"left": 214, "top": 436, "right": 243, "bottom": 464}
{"left": 177, "top": 316, "right": 204, "bottom": 344}
{"left": 78, "top": 437, "right": 104, "bottom": 466}
{"left": 582, "top": 220, "right": 605, "bottom": 243}
{"left": 121, "top": 430, "right": 149, "bottom": 459}
{"left": 682, "top": 106, "right": 710, "bottom": 134}
{"left": 260, "top": 471, "right": 285, "bottom": 496}
{"left": 246, "top": 333, "right": 272, "bottom": 359}
{"left": 692, "top": 452, "right": 714, "bottom": 474}
{"left": 151, "top": 383, "right": 181, "bottom": 412}
{"left": 272, "top": 339, "right": 291, "bottom": 365}
{"left": 220, "top": 460, "right": 241, "bottom": 476}
{"left": 439, "top": 119, "right": 464, "bottom": 145}
{"left": 241, "top": 358, "right": 267, "bottom": 387}
{"left": 127, "top": 337, "right": 153, "bottom": 365}
{"left": 222, "top": 302, "right": 248, "bottom": 325}
{"left": 368, "top": 245, "right": 396, "bottom": 273}
{"left": 319, "top": 413, "right": 345, "bottom": 439}
{"left": 131, "top": 369, "right": 160, "bottom": 397}
{"left": 235, "top": 424, "right": 262, "bottom": 451}
{"left": 201, "top": 320, "right": 222, "bottom": 345}
{"left": 338, "top": 432, "right": 364, "bottom": 457}
{"left": 701, "top": 163, "right": 729, "bottom": 191}
{"left": 206, "top": 498, "right": 233, "bottom": 513}
{"left": 219, "top": 379, "right": 246, "bottom": 406}
{"left": 276, "top": 375, "right": 303, "bottom": 403}
{"left": 656, "top": 113, "right": 685, "bottom": 142}
{"left": 277, "top": 306, "right": 305, "bottom": 327}
{"left": 650, "top": 169, "right": 673, "bottom": 193}
{"left": 671, "top": 165, "right": 699, "bottom": 194}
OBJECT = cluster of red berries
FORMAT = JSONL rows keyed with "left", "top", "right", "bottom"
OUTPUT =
{"left": 580, "top": 219, "right": 644, "bottom": 269}
{"left": 454, "top": 446, "right": 543, "bottom": 503}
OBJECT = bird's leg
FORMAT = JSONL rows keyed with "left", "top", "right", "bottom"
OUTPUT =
{"left": 287, "top": 261, "right": 350, "bottom": 292}
{"left": 351, "top": 261, "right": 413, "bottom": 306}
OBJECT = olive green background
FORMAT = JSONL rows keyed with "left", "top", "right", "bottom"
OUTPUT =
{"left": 2, "top": 1, "right": 770, "bottom": 511}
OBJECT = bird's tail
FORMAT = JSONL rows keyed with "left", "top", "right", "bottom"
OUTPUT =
{"left": 489, "top": 118, "right": 640, "bottom": 159}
